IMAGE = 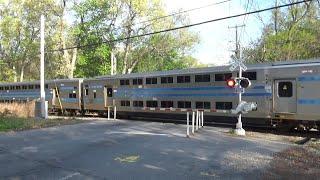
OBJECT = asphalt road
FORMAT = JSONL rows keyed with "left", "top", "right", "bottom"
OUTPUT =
{"left": 0, "top": 119, "right": 291, "bottom": 180}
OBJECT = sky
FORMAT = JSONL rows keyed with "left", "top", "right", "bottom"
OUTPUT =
{"left": 162, "top": 0, "right": 275, "bottom": 65}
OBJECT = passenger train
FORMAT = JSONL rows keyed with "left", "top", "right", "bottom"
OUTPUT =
{"left": 0, "top": 59, "right": 320, "bottom": 130}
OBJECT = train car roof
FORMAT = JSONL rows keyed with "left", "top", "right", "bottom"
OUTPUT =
{"left": 92, "top": 58, "right": 320, "bottom": 80}
{"left": 0, "top": 78, "right": 83, "bottom": 86}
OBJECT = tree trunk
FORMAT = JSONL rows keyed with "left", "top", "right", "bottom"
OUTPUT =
{"left": 19, "top": 65, "right": 24, "bottom": 82}
{"left": 122, "top": 40, "right": 131, "bottom": 74}
{"left": 13, "top": 65, "right": 17, "bottom": 82}
{"left": 127, "top": 59, "right": 139, "bottom": 74}
{"left": 69, "top": 48, "right": 77, "bottom": 79}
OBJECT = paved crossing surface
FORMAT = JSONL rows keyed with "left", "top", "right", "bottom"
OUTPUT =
{"left": 0, "top": 119, "right": 291, "bottom": 179}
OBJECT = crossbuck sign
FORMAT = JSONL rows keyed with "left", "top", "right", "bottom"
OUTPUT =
{"left": 229, "top": 58, "right": 247, "bottom": 72}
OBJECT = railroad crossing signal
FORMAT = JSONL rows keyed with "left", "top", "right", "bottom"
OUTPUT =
{"left": 229, "top": 58, "right": 247, "bottom": 72}
{"left": 226, "top": 78, "right": 251, "bottom": 89}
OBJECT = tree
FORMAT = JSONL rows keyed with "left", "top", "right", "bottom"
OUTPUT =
{"left": 72, "top": 0, "right": 118, "bottom": 77}
{"left": 72, "top": 0, "right": 200, "bottom": 77}
{"left": 0, "top": 0, "right": 64, "bottom": 82}
{"left": 242, "top": 0, "right": 320, "bottom": 63}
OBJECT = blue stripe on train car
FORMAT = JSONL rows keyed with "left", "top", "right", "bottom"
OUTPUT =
{"left": 298, "top": 99, "right": 320, "bottom": 105}
{"left": 119, "top": 85, "right": 266, "bottom": 92}
{"left": 61, "top": 98, "right": 79, "bottom": 103}
{"left": 115, "top": 85, "right": 271, "bottom": 98}
{"left": 83, "top": 98, "right": 104, "bottom": 103}
{"left": 298, "top": 75, "right": 320, "bottom": 82}
{"left": 123, "top": 93, "right": 271, "bottom": 97}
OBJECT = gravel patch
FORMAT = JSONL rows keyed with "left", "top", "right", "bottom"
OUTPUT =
{"left": 263, "top": 146, "right": 320, "bottom": 179}
{"left": 221, "top": 150, "right": 273, "bottom": 172}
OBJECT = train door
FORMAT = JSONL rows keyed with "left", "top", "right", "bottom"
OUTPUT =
{"left": 104, "top": 86, "right": 113, "bottom": 107}
{"left": 274, "top": 79, "right": 297, "bottom": 113}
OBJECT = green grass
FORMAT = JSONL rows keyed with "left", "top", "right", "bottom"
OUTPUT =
{"left": 0, "top": 116, "right": 85, "bottom": 132}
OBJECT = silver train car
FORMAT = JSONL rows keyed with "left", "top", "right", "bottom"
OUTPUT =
{"left": 0, "top": 60, "right": 319, "bottom": 130}
{"left": 83, "top": 59, "right": 320, "bottom": 130}
{"left": 0, "top": 79, "right": 83, "bottom": 114}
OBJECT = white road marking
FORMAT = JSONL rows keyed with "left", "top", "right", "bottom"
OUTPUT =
{"left": 59, "top": 172, "right": 81, "bottom": 180}
{"left": 104, "top": 131, "right": 171, "bottom": 136}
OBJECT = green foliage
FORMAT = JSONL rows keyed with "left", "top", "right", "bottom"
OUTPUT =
{"left": 0, "top": 0, "right": 63, "bottom": 82}
{"left": 243, "top": 1, "right": 320, "bottom": 63}
{"left": 73, "top": 0, "right": 200, "bottom": 77}
{"left": 0, "top": 0, "right": 201, "bottom": 80}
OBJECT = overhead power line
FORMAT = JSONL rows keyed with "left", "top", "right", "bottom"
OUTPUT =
{"left": 48, "top": 0, "right": 312, "bottom": 53}
{"left": 132, "top": 0, "right": 232, "bottom": 26}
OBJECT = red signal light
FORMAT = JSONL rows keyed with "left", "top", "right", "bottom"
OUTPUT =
{"left": 226, "top": 79, "right": 236, "bottom": 88}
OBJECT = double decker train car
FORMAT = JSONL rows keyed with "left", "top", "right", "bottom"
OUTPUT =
{"left": 0, "top": 59, "right": 320, "bottom": 130}
{"left": 0, "top": 79, "right": 83, "bottom": 114}
{"left": 83, "top": 59, "right": 320, "bottom": 130}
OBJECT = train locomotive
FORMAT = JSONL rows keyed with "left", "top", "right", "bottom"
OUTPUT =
{"left": 0, "top": 59, "right": 320, "bottom": 130}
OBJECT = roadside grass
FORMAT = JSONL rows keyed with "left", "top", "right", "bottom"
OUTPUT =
{"left": 0, "top": 116, "right": 86, "bottom": 132}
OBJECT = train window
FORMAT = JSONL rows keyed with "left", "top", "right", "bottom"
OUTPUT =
{"left": 133, "top": 78, "right": 143, "bottom": 85}
{"left": 278, "top": 82, "right": 292, "bottom": 97}
{"left": 5, "top": 86, "right": 9, "bottom": 90}
{"left": 107, "top": 88, "right": 113, "bottom": 97}
{"left": 195, "top": 74, "right": 210, "bottom": 82}
{"left": 16, "top": 86, "right": 21, "bottom": 90}
{"left": 215, "top": 73, "right": 232, "bottom": 81}
{"left": 85, "top": 89, "right": 89, "bottom": 96}
{"left": 10, "top": 86, "right": 15, "bottom": 90}
{"left": 196, "top": 101, "right": 211, "bottom": 109}
{"left": 22, "top": 85, "right": 27, "bottom": 89}
{"left": 133, "top": 79, "right": 137, "bottom": 85}
{"left": 28, "top": 85, "right": 34, "bottom": 89}
{"left": 146, "top": 101, "right": 158, "bottom": 107}
{"left": 45, "top": 84, "right": 49, "bottom": 89}
{"left": 146, "top": 77, "right": 157, "bottom": 84}
{"left": 93, "top": 91, "right": 97, "bottom": 99}
{"left": 178, "top": 101, "right": 191, "bottom": 108}
{"left": 120, "top": 100, "right": 130, "bottom": 107}
{"left": 161, "top": 77, "right": 173, "bottom": 84}
{"left": 120, "top": 79, "right": 130, "bottom": 85}
{"left": 69, "top": 92, "right": 77, "bottom": 98}
{"left": 35, "top": 85, "right": 40, "bottom": 89}
{"left": 133, "top": 101, "right": 143, "bottom": 107}
{"left": 0, "top": 87, "right": 3, "bottom": 91}
{"left": 216, "top": 102, "right": 232, "bottom": 110}
{"left": 161, "top": 101, "right": 173, "bottom": 108}
{"left": 74, "top": 86, "right": 77, "bottom": 90}
{"left": 177, "top": 76, "right": 190, "bottom": 83}
{"left": 237, "top": 71, "right": 257, "bottom": 80}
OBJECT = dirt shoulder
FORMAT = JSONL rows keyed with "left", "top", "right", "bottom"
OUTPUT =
{"left": 239, "top": 130, "right": 320, "bottom": 179}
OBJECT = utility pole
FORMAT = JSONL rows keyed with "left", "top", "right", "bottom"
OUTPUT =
{"left": 228, "top": 24, "right": 245, "bottom": 59}
{"left": 40, "top": 15, "right": 47, "bottom": 119}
